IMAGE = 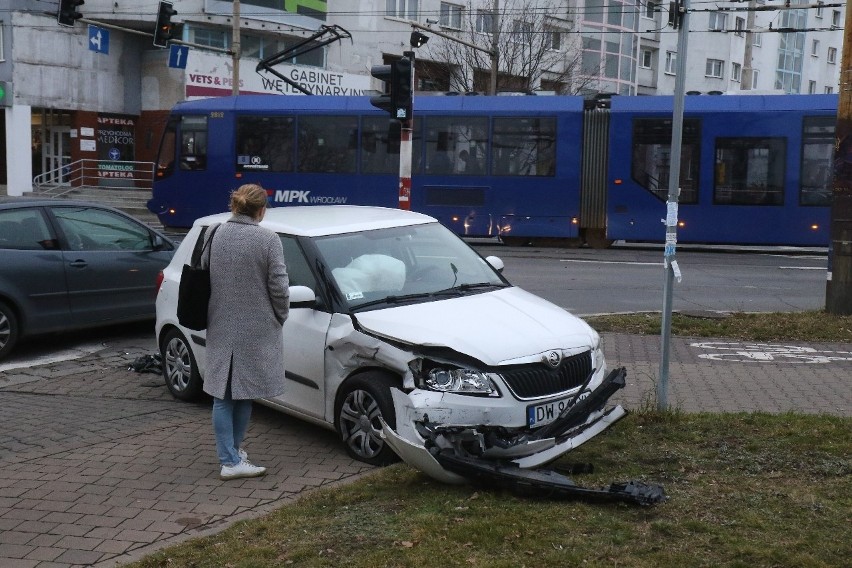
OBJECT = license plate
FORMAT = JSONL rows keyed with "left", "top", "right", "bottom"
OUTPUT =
{"left": 527, "top": 391, "right": 589, "bottom": 428}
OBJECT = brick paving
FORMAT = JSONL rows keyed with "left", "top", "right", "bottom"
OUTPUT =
{"left": 0, "top": 331, "right": 849, "bottom": 567}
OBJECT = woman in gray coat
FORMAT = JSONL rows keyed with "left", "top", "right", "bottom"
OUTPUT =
{"left": 202, "top": 184, "right": 290, "bottom": 480}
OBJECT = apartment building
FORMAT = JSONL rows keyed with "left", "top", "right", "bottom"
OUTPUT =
{"left": 0, "top": 1, "right": 844, "bottom": 193}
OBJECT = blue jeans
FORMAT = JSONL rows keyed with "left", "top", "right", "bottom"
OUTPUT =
{"left": 212, "top": 388, "right": 253, "bottom": 467}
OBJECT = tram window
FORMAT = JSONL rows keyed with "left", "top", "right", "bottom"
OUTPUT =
{"left": 236, "top": 116, "right": 295, "bottom": 172}
{"left": 298, "top": 116, "right": 358, "bottom": 173}
{"left": 361, "top": 117, "right": 401, "bottom": 174}
{"left": 714, "top": 138, "right": 786, "bottom": 205}
{"left": 179, "top": 116, "right": 208, "bottom": 171}
{"left": 156, "top": 118, "right": 178, "bottom": 179}
{"left": 631, "top": 119, "right": 700, "bottom": 203}
{"left": 800, "top": 116, "right": 834, "bottom": 206}
{"left": 491, "top": 117, "right": 555, "bottom": 177}
{"left": 426, "top": 116, "right": 488, "bottom": 175}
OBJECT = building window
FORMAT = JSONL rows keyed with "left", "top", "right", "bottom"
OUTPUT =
{"left": 511, "top": 20, "right": 533, "bottom": 44}
{"left": 440, "top": 3, "right": 463, "bottom": 29}
{"left": 705, "top": 58, "right": 724, "bottom": 78}
{"left": 190, "top": 27, "right": 229, "bottom": 49}
{"left": 735, "top": 17, "right": 745, "bottom": 37}
{"left": 752, "top": 69, "right": 759, "bottom": 89}
{"left": 387, "top": 0, "right": 419, "bottom": 20}
{"left": 643, "top": 1, "right": 657, "bottom": 19}
{"left": 825, "top": 86, "right": 834, "bottom": 94}
{"left": 665, "top": 51, "right": 677, "bottom": 74}
{"left": 476, "top": 10, "right": 495, "bottom": 33}
{"left": 816, "top": 2, "right": 824, "bottom": 18}
{"left": 808, "top": 81, "right": 817, "bottom": 94}
{"left": 812, "top": 39, "right": 820, "bottom": 57}
{"left": 731, "top": 62, "right": 741, "bottom": 82}
{"left": 709, "top": 12, "right": 727, "bottom": 31}
{"left": 545, "top": 28, "right": 563, "bottom": 51}
{"left": 832, "top": 10, "right": 841, "bottom": 28}
{"left": 753, "top": 32, "right": 761, "bottom": 47}
{"left": 828, "top": 47, "right": 837, "bottom": 64}
{"left": 640, "top": 49, "right": 653, "bottom": 69}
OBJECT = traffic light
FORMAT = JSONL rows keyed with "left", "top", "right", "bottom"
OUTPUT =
{"left": 370, "top": 55, "right": 413, "bottom": 121}
{"left": 394, "top": 57, "right": 413, "bottom": 121}
{"left": 153, "top": 1, "right": 177, "bottom": 48}
{"left": 0, "top": 82, "right": 12, "bottom": 107}
{"left": 57, "top": 0, "right": 84, "bottom": 27}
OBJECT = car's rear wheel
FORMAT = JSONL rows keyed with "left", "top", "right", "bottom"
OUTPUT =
{"left": 0, "top": 301, "right": 19, "bottom": 361}
{"left": 335, "top": 372, "right": 400, "bottom": 466}
{"left": 160, "top": 328, "right": 203, "bottom": 401}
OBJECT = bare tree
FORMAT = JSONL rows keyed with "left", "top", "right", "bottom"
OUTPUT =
{"left": 418, "top": 0, "right": 592, "bottom": 95}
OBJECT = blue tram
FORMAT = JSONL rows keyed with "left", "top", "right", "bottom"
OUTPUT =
{"left": 148, "top": 93, "right": 837, "bottom": 247}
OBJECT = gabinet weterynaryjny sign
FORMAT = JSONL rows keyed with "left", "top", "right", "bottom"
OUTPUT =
{"left": 185, "top": 51, "right": 371, "bottom": 99}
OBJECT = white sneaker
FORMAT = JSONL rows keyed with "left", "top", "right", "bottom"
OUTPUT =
{"left": 220, "top": 460, "right": 266, "bottom": 480}
{"left": 238, "top": 448, "right": 248, "bottom": 461}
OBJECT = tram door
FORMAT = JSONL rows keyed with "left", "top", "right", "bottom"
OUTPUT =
{"left": 43, "top": 127, "right": 72, "bottom": 184}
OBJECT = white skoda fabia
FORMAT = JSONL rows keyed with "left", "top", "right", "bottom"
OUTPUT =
{"left": 155, "top": 206, "right": 627, "bottom": 484}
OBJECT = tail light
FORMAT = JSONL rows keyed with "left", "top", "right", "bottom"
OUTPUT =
{"left": 155, "top": 270, "right": 165, "bottom": 294}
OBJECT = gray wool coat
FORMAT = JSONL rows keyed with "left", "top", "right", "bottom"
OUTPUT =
{"left": 201, "top": 214, "right": 290, "bottom": 400}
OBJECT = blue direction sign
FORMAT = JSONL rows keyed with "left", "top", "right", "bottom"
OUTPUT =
{"left": 88, "top": 25, "right": 109, "bottom": 55}
{"left": 168, "top": 44, "right": 189, "bottom": 69}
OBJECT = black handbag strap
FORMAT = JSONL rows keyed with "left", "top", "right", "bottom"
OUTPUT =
{"left": 190, "top": 223, "right": 220, "bottom": 268}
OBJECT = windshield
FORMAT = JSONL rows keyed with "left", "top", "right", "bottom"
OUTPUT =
{"left": 313, "top": 222, "right": 507, "bottom": 310}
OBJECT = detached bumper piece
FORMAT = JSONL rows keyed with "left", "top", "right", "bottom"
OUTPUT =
{"left": 434, "top": 452, "right": 667, "bottom": 506}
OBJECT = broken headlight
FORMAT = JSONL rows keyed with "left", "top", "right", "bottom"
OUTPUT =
{"left": 421, "top": 367, "right": 500, "bottom": 397}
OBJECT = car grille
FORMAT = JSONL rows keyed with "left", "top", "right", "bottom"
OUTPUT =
{"left": 498, "top": 350, "right": 593, "bottom": 399}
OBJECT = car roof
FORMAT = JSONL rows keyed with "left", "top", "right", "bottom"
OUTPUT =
{"left": 0, "top": 198, "right": 128, "bottom": 212}
{"left": 195, "top": 205, "right": 437, "bottom": 237}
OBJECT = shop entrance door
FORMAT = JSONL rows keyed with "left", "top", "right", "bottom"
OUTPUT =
{"left": 43, "top": 127, "right": 72, "bottom": 184}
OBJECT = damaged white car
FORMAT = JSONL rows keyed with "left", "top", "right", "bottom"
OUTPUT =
{"left": 155, "top": 206, "right": 653, "bottom": 501}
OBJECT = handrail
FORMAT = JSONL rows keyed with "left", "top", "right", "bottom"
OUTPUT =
{"left": 33, "top": 159, "right": 156, "bottom": 195}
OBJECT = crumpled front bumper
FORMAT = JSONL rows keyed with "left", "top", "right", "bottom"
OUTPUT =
{"left": 381, "top": 366, "right": 665, "bottom": 505}
{"left": 381, "top": 367, "right": 630, "bottom": 483}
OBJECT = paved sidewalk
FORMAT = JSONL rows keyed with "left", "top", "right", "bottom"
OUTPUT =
{"left": 0, "top": 332, "right": 849, "bottom": 567}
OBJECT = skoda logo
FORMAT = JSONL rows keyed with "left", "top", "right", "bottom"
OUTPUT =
{"left": 546, "top": 351, "right": 561, "bottom": 368}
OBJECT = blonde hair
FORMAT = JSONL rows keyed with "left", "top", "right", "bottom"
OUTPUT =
{"left": 229, "top": 184, "right": 268, "bottom": 218}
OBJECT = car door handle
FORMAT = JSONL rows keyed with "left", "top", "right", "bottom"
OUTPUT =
{"left": 68, "top": 260, "right": 88, "bottom": 268}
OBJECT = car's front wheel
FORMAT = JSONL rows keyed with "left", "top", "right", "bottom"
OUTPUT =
{"left": 0, "top": 301, "right": 19, "bottom": 361}
{"left": 160, "top": 328, "right": 203, "bottom": 401}
{"left": 336, "top": 372, "right": 400, "bottom": 466}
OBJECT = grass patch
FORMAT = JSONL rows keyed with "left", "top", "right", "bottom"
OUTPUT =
{"left": 584, "top": 310, "right": 852, "bottom": 343}
{"left": 128, "top": 413, "right": 850, "bottom": 568}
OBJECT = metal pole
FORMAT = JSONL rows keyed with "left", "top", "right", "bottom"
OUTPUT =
{"left": 658, "top": 0, "right": 690, "bottom": 411}
{"left": 231, "top": 0, "right": 240, "bottom": 95}
{"left": 398, "top": 51, "right": 415, "bottom": 210}
{"left": 490, "top": 0, "right": 499, "bottom": 95}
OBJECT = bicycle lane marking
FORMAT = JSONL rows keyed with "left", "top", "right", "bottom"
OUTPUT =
{"left": 690, "top": 341, "right": 852, "bottom": 364}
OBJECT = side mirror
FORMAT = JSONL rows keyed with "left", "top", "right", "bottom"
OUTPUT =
{"left": 152, "top": 234, "right": 167, "bottom": 251}
{"left": 289, "top": 285, "right": 317, "bottom": 309}
{"left": 485, "top": 255, "right": 504, "bottom": 274}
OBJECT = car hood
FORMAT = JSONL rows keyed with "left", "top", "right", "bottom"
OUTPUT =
{"left": 353, "top": 286, "right": 597, "bottom": 365}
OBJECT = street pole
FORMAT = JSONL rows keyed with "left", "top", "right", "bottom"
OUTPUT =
{"left": 826, "top": 4, "right": 852, "bottom": 315}
{"left": 490, "top": 0, "right": 499, "bottom": 95}
{"left": 398, "top": 51, "right": 415, "bottom": 211}
{"left": 658, "top": 0, "right": 690, "bottom": 411}
{"left": 231, "top": 0, "right": 240, "bottom": 96}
